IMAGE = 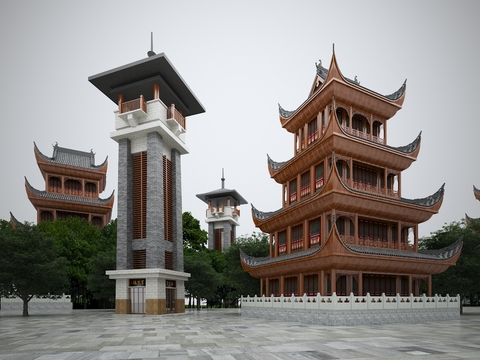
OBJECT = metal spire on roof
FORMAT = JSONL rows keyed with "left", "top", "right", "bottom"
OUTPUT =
{"left": 221, "top": 168, "right": 225, "bottom": 189}
{"left": 147, "top": 32, "right": 156, "bottom": 57}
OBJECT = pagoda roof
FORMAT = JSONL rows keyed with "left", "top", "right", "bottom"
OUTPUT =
{"left": 196, "top": 188, "right": 247, "bottom": 205}
{"left": 465, "top": 213, "right": 479, "bottom": 226}
{"left": 474, "top": 185, "right": 480, "bottom": 201}
{"left": 240, "top": 226, "right": 462, "bottom": 278}
{"left": 9, "top": 212, "right": 21, "bottom": 227}
{"left": 278, "top": 51, "right": 406, "bottom": 133}
{"left": 252, "top": 153, "right": 444, "bottom": 232}
{"left": 34, "top": 142, "right": 108, "bottom": 171}
{"left": 25, "top": 177, "right": 114, "bottom": 213}
{"left": 89, "top": 52, "right": 205, "bottom": 117}
{"left": 267, "top": 109, "right": 421, "bottom": 180}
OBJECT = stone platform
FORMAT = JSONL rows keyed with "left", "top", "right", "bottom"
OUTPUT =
{"left": 1, "top": 307, "right": 479, "bottom": 359}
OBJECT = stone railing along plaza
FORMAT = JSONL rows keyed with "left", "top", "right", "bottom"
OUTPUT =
{"left": 241, "top": 293, "right": 460, "bottom": 325}
{"left": 1, "top": 294, "right": 72, "bottom": 311}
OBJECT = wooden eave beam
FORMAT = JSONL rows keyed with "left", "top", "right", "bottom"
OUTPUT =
{"left": 269, "top": 132, "right": 417, "bottom": 184}
{"left": 244, "top": 231, "right": 460, "bottom": 279}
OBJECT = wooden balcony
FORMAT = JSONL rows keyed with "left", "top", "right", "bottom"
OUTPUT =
{"left": 167, "top": 104, "right": 186, "bottom": 130}
{"left": 341, "top": 124, "right": 384, "bottom": 144}
{"left": 120, "top": 97, "right": 147, "bottom": 114}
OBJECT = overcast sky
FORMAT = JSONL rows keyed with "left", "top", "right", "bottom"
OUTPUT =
{"left": 1, "top": 0, "right": 479, "bottom": 239}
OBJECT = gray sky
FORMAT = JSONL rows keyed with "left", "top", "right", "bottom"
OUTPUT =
{"left": 1, "top": 0, "right": 479, "bottom": 239}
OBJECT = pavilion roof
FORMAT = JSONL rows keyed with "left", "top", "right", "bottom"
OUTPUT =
{"left": 25, "top": 177, "right": 114, "bottom": 206}
{"left": 278, "top": 51, "right": 406, "bottom": 123}
{"left": 34, "top": 142, "right": 107, "bottom": 171}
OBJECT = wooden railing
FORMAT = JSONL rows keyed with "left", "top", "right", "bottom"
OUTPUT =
{"left": 168, "top": 104, "right": 186, "bottom": 130}
{"left": 340, "top": 124, "right": 384, "bottom": 144}
{"left": 351, "top": 181, "right": 398, "bottom": 198}
{"left": 120, "top": 96, "right": 146, "bottom": 114}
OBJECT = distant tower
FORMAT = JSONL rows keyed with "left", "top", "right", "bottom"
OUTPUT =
{"left": 24, "top": 142, "right": 113, "bottom": 227}
{"left": 89, "top": 48, "right": 205, "bottom": 315}
{"left": 196, "top": 170, "right": 247, "bottom": 251}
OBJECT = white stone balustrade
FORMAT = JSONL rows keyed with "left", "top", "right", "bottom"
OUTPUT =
{"left": 241, "top": 293, "right": 460, "bottom": 311}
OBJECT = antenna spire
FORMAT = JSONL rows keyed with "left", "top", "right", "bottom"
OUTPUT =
{"left": 147, "top": 32, "right": 156, "bottom": 57}
{"left": 221, "top": 168, "right": 225, "bottom": 189}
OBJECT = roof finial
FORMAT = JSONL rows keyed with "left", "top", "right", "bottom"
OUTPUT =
{"left": 332, "top": 43, "right": 335, "bottom": 53}
{"left": 147, "top": 32, "right": 156, "bottom": 57}
{"left": 221, "top": 168, "right": 225, "bottom": 189}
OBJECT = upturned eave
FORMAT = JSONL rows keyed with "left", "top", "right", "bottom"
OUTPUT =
{"left": 241, "top": 228, "right": 462, "bottom": 279}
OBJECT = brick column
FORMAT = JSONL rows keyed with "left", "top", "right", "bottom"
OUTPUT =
{"left": 171, "top": 148, "right": 184, "bottom": 271}
{"left": 117, "top": 138, "right": 133, "bottom": 270}
{"left": 146, "top": 131, "right": 165, "bottom": 269}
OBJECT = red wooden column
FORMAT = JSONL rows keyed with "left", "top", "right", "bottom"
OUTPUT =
{"left": 331, "top": 269, "right": 337, "bottom": 295}
{"left": 358, "top": 271, "right": 363, "bottom": 296}
{"left": 299, "top": 273, "right": 304, "bottom": 296}
{"left": 319, "top": 270, "right": 325, "bottom": 296}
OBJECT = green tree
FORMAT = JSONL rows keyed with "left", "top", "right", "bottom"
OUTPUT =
{"left": 86, "top": 219, "right": 117, "bottom": 308}
{"left": 183, "top": 212, "right": 208, "bottom": 251}
{"left": 38, "top": 217, "right": 103, "bottom": 308}
{"left": 87, "top": 249, "right": 116, "bottom": 308}
{"left": 223, "top": 232, "right": 269, "bottom": 304}
{"left": 419, "top": 220, "right": 480, "bottom": 312}
{"left": 184, "top": 249, "right": 221, "bottom": 309}
{"left": 0, "top": 221, "right": 69, "bottom": 316}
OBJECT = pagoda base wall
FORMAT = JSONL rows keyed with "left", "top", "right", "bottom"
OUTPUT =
{"left": 241, "top": 293, "right": 460, "bottom": 326}
{"left": 242, "top": 307, "right": 459, "bottom": 326}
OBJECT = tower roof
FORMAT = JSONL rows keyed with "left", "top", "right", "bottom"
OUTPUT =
{"left": 34, "top": 142, "right": 107, "bottom": 171}
{"left": 196, "top": 172, "right": 247, "bottom": 206}
{"left": 88, "top": 52, "right": 205, "bottom": 117}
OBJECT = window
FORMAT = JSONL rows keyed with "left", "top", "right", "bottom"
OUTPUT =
{"left": 215, "top": 228, "right": 223, "bottom": 251}
{"left": 291, "top": 224, "right": 303, "bottom": 252}
{"left": 336, "top": 276, "right": 347, "bottom": 296}
{"left": 40, "top": 211, "right": 54, "bottom": 222}
{"left": 289, "top": 179, "right": 297, "bottom": 203}
{"left": 353, "top": 164, "right": 377, "bottom": 187}
{"left": 133, "top": 152, "right": 147, "bottom": 239}
{"left": 91, "top": 216, "right": 103, "bottom": 228}
{"left": 65, "top": 179, "right": 82, "bottom": 195}
{"left": 315, "top": 163, "right": 324, "bottom": 190}
{"left": 307, "top": 118, "right": 318, "bottom": 145}
{"left": 165, "top": 251, "right": 174, "bottom": 270}
{"left": 284, "top": 276, "right": 298, "bottom": 296}
{"left": 336, "top": 107, "right": 349, "bottom": 128}
{"left": 48, "top": 177, "right": 61, "bottom": 193}
{"left": 304, "top": 275, "right": 318, "bottom": 296}
{"left": 358, "top": 219, "right": 387, "bottom": 245}
{"left": 85, "top": 182, "right": 97, "bottom": 197}
{"left": 278, "top": 231, "right": 287, "bottom": 255}
{"left": 163, "top": 156, "right": 173, "bottom": 242}
{"left": 363, "top": 274, "right": 396, "bottom": 296}
{"left": 300, "top": 171, "right": 310, "bottom": 198}
{"left": 269, "top": 278, "right": 280, "bottom": 297}
{"left": 133, "top": 250, "right": 146, "bottom": 269}
{"left": 309, "top": 219, "right": 321, "bottom": 246}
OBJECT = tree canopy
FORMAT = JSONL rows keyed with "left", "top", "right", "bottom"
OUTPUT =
{"left": 419, "top": 220, "right": 480, "bottom": 309}
{"left": 37, "top": 217, "right": 117, "bottom": 308}
{"left": 181, "top": 210, "right": 269, "bottom": 309}
{"left": 0, "top": 221, "right": 69, "bottom": 316}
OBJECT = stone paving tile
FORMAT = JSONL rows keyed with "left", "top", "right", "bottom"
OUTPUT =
{"left": 1, "top": 308, "right": 480, "bottom": 359}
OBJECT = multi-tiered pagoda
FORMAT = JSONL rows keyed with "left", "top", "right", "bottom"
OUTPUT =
{"left": 24, "top": 142, "right": 114, "bottom": 227}
{"left": 241, "top": 51, "right": 462, "bottom": 298}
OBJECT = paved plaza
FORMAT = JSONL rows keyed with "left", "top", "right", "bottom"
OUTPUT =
{"left": 1, "top": 307, "right": 480, "bottom": 359}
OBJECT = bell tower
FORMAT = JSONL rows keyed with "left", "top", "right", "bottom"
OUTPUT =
{"left": 89, "top": 45, "right": 205, "bottom": 314}
{"left": 196, "top": 170, "right": 248, "bottom": 251}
